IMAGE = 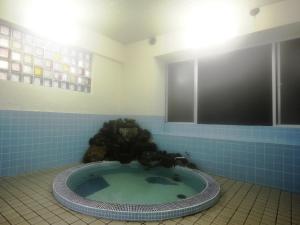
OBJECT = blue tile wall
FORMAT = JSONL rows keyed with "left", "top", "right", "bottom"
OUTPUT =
{"left": 150, "top": 121, "right": 300, "bottom": 193}
{"left": 122, "top": 116, "right": 300, "bottom": 192}
{"left": 0, "top": 110, "right": 119, "bottom": 176}
{"left": 112, "top": 116, "right": 300, "bottom": 192}
{"left": 153, "top": 134, "right": 300, "bottom": 192}
{"left": 0, "top": 110, "right": 299, "bottom": 192}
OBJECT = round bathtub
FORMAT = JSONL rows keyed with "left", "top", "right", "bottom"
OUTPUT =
{"left": 53, "top": 161, "right": 220, "bottom": 221}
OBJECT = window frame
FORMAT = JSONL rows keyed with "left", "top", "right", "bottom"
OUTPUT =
{"left": 275, "top": 39, "right": 300, "bottom": 128}
{"left": 165, "top": 59, "right": 196, "bottom": 123}
{"left": 165, "top": 40, "right": 300, "bottom": 127}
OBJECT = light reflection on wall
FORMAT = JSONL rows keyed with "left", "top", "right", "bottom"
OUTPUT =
{"left": 183, "top": 1, "right": 240, "bottom": 49}
{"left": 23, "top": 0, "right": 84, "bottom": 45}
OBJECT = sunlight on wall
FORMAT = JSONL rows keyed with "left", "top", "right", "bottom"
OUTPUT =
{"left": 0, "top": 0, "right": 124, "bottom": 114}
{"left": 183, "top": 1, "right": 240, "bottom": 49}
{"left": 23, "top": 0, "right": 83, "bottom": 45}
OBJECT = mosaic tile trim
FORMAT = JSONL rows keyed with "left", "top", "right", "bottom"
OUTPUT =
{"left": 53, "top": 161, "right": 220, "bottom": 221}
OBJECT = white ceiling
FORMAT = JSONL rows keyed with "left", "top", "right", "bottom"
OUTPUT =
{"left": 1, "top": 0, "right": 287, "bottom": 44}
{"left": 77, "top": 0, "right": 198, "bottom": 43}
{"left": 74, "top": 0, "right": 286, "bottom": 44}
{"left": 0, "top": 0, "right": 282, "bottom": 45}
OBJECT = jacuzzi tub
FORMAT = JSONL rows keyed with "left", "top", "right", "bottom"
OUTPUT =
{"left": 53, "top": 161, "right": 220, "bottom": 221}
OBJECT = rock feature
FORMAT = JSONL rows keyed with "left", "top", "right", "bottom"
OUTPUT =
{"left": 83, "top": 145, "right": 107, "bottom": 163}
{"left": 83, "top": 118, "right": 198, "bottom": 169}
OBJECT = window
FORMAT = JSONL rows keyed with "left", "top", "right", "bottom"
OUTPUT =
{"left": 167, "top": 60, "right": 194, "bottom": 122}
{"left": 166, "top": 41, "right": 300, "bottom": 126}
{"left": 0, "top": 20, "right": 92, "bottom": 93}
{"left": 197, "top": 44, "right": 273, "bottom": 125}
{"left": 279, "top": 38, "right": 300, "bottom": 124}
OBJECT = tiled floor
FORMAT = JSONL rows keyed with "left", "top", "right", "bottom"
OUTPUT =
{"left": 0, "top": 164, "right": 299, "bottom": 225}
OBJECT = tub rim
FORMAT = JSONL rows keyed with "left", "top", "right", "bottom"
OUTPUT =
{"left": 53, "top": 161, "right": 220, "bottom": 220}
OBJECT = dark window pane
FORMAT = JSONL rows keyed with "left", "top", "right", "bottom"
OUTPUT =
{"left": 197, "top": 45, "right": 272, "bottom": 125}
{"left": 280, "top": 38, "right": 300, "bottom": 124}
{"left": 168, "top": 60, "right": 194, "bottom": 122}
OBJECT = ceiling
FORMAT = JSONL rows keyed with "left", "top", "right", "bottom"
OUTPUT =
{"left": 2, "top": 0, "right": 285, "bottom": 44}
{"left": 73, "top": 0, "right": 286, "bottom": 44}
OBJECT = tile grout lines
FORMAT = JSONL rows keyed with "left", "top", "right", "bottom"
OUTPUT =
{"left": 229, "top": 184, "right": 261, "bottom": 225}
{"left": 0, "top": 165, "right": 299, "bottom": 225}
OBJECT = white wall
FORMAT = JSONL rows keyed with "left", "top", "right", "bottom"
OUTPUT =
{"left": 121, "top": 0, "right": 300, "bottom": 116}
{"left": 1, "top": 0, "right": 300, "bottom": 116}
{"left": 0, "top": 55, "right": 123, "bottom": 114}
{"left": 121, "top": 44, "right": 165, "bottom": 116}
{"left": 0, "top": 0, "right": 125, "bottom": 115}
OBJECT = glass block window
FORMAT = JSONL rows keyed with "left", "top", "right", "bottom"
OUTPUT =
{"left": 0, "top": 71, "right": 8, "bottom": 80}
{"left": 11, "top": 62, "right": 21, "bottom": 72}
{"left": 0, "top": 59, "right": 9, "bottom": 70}
{"left": 11, "top": 51, "right": 21, "bottom": 61}
{"left": 0, "top": 25, "right": 10, "bottom": 36}
{"left": 0, "top": 47, "right": 9, "bottom": 58}
{"left": 0, "top": 20, "right": 92, "bottom": 93}
{"left": 0, "top": 37, "right": 9, "bottom": 48}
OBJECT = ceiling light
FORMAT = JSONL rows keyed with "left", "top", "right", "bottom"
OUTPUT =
{"left": 183, "top": 1, "right": 240, "bottom": 49}
{"left": 23, "top": 0, "right": 84, "bottom": 45}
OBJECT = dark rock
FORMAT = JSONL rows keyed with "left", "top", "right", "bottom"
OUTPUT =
{"left": 83, "top": 145, "right": 107, "bottom": 163}
{"left": 186, "top": 162, "right": 198, "bottom": 169}
{"left": 83, "top": 118, "right": 198, "bottom": 170}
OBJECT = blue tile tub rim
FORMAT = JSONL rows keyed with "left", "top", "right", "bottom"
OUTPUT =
{"left": 52, "top": 161, "right": 221, "bottom": 221}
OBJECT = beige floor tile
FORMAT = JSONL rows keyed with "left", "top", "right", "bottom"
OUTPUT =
{"left": 0, "top": 222, "right": 11, "bottom": 225}
{"left": 159, "top": 220, "right": 177, "bottom": 225}
{"left": 7, "top": 215, "right": 26, "bottom": 224}
{"left": 41, "top": 212, "right": 56, "bottom": 220}
{"left": 0, "top": 165, "right": 298, "bottom": 225}
{"left": 170, "top": 218, "right": 182, "bottom": 223}
{"left": 98, "top": 218, "right": 112, "bottom": 223}
{"left": 72, "top": 220, "right": 88, "bottom": 225}
{"left": 143, "top": 222, "right": 160, "bottom": 225}
{"left": 195, "top": 220, "right": 211, "bottom": 225}
{"left": 51, "top": 221, "right": 69, "bottom": 225}
{"left": 23, "top": 212, "right": 39, "bottom": 220}
{"left": 46, "top": 216, "right": 63, "bottom": 224}
{"left": 79, "top": 215, "right": 97, "bottom": 223}
{"left": 0, "top": 216, "right": 6, "bottom": 223}
{"left": 38, "top": 221, "right": 50, "bottom": 225}
{"left": 27, "top": 216, "right": 44, "bottom": 225}
{"left": 108, "top": 221, "right": 128, "bottom": 225}
{"left": 17, "top": 222, "right": 31, "bottom": 225}
{"left": 59, "top": 212, "right": 79, "bottom": 223}
{"left": 48, "top": 205, "right": 61, "bottom": 211}
{"left": 178, "top": 218, "right": 195, "bottom": 225}
{"left": 89, "top": 220, "right": 106, "bottom": 225}
{"left": 184, "top": 215, "right": 200, "bottom": 223}
{"left": 52, "top": 208, "right": 67, "bottom": 216}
